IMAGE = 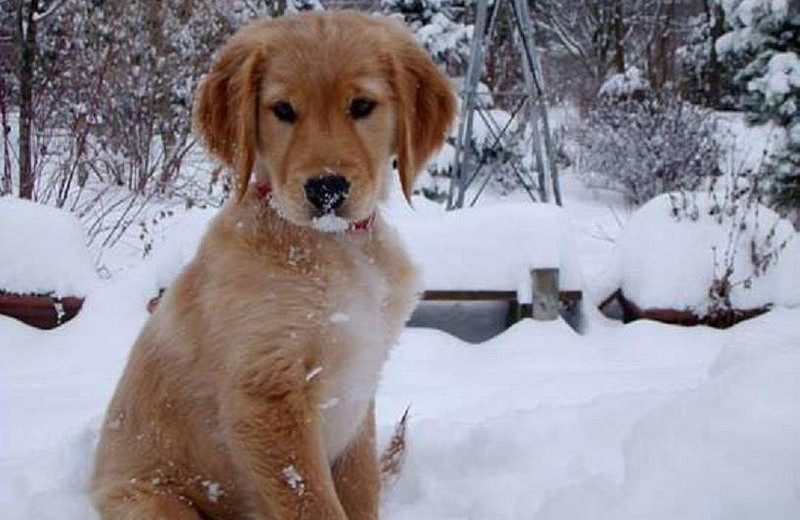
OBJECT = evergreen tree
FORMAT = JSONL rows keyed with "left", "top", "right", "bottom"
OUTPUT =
{"left": 380, "top": 0, "right": 473, "bottom": 75}
{"left": 677, "top": 0, "right": 742, "bottom": 109}
{"left": 717, "top": 0, "right": 800, "bottom": 214}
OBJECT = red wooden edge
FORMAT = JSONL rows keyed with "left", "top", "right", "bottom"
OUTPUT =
{"left": 0, "top": 292, "right": 84, "bottom": 330}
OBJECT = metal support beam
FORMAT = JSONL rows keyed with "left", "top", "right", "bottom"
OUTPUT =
{"left": 448, "top": 0, "right": 562, "bottom": 209}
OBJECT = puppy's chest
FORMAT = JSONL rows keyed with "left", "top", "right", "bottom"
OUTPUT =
{"left": 310, "top": 246, "right": 397, "bottom": 460}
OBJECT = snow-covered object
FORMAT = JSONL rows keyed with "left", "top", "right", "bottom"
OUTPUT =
{"left": 607, "top": 193, "right": 800, "bottom": 312}
{"left": 0, "top": 197, "right": 96, "bottom": 296}
{"left": 395, "top": 203, "right": 583, "bottom": 302}
{"left": 577, "top": 92, "right": 720, "bottom": 206}
{"left": 414, "top": 12, "right": 473, "bottom": 65}
{"left": 598, "top": 66, "right": 648, "bottom": 97}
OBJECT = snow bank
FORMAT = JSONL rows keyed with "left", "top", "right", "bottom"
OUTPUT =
{"left": 0, "top": 197, "right": 96, "bottom": 296}
{"left": 604, "top": 192, "right": 800, "bottom": 312}
{"left": 395, "top": 203, "right": 583, "bottom": 301}
{"left": 532, "top": 309, "right": 800, "bottom": 520}
{"left": 378, "top": 309, "right": 800, "bottom": 519}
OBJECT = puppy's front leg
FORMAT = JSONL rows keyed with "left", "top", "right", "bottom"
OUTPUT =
{"left": 223, "top": 353, "right": 347, "bottom": 520}
{"left": 332, "top": 401, "right": 379, "bottom": 520}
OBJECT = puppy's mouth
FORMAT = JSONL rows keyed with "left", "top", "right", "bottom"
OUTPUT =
{"left": 266, "top": 191, "right": 374, "bottom": 233}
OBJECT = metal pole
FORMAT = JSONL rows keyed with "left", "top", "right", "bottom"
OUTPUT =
{"left": 448, "top": 0, "right": 489, "bottom": 209}
{"left": 449, "top": 0, "right": 562, "bottom": 208}
{"left": 515, "top": 0, "right": 562, "bottom": 206}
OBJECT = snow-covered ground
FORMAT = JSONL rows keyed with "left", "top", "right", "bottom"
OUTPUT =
{"left": 1, "top": 168, "right": 799, "bottom": 519}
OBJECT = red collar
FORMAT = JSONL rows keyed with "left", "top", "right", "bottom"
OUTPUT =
{"left": 255, "top": 183, "right": 375, "bottom": 232}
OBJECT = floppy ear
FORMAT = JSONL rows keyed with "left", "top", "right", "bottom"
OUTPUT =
{"left": 194, "top": 33, "right": 266, "bottom": 201}
{"left": 390, "top": 33, "right": 457, "bottom": 202}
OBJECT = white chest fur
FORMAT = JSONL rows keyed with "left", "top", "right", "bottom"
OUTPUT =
{"left": 313, "top": 242, "right": 396, "bottom": 461}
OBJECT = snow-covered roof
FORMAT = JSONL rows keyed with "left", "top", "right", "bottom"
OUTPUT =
{"left": 0, "top": 197, "right": 96, "bottom": 296}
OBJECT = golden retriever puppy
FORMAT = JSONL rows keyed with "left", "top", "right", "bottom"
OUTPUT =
{"left": 90, "top": 10, "right": 454, "bottom": 520}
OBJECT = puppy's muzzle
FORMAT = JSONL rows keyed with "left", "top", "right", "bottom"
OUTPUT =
{"left": 304, "top": 175, "right": 350, "bottom": 213}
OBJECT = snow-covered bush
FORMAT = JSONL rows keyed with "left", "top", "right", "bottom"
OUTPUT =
{"left": 611, "top": 191, "right": 799, "bottom": 320}
{"left": 0, "top": 196, "right": 96, "bottom": 296}
{"left": 717, "top": 0, "right": 800, "bottom": 214}
{"left": 668, "top": 165, "right": 794, "bottom": 318}
{"left": 2, "top": 0, "right": 251, "bottom": 249}
{"left": 577, "top": 88, "right": 722, "bottom": 206}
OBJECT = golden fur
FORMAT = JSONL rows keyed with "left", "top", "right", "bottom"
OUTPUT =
{"left": 90, "top": 11, "right": 455, "bottom": 520}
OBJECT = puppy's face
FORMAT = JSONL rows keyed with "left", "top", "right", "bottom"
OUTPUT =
{"left": 256, "top": 45, "right": 395, "bottom": 224}
{"left": 194, "top": 12, "right": 455, "bottom": 227}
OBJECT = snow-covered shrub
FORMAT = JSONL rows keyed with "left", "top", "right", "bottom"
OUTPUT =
{"left": 717, "top": 0, "right": 800, "bottom": 214}
{"left": 7, "top": 0, "right": 244, "bottom": 249}
{"left": 0, "top": 196, "right": 96, "bottom": 296}
{"left": 668, "top": 163, "right": 794, "bottom": 318}
{"left": 611, "top": 191, "right": 799, "bottom": 322}
{"left": 577, "top": 88, "right": 722, "bottom": 206}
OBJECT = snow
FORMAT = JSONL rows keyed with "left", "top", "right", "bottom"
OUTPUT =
{"left": 147, "top": 208, "right": 217, "bottom": 290}
{"left": 599, "top": 192, "right": 800, "bottom": 312}
{"left": 281, "top": 465, "right": 306, "bottom": 496}
{"left": 311, "top": 212, "right": 350, "bottom": 232}
{"left": 305, "top": 366, "right": 323, "bottom": 382}
{"left": 598, "top": 66, "right": 647, "bottom": 97}
{"left": 750, "top": 51, "right": 800, "bottom": 101}
{"left": 201, "top": 479, "right": 223, "bottom": 503}
{"left": 395, "top": 203, "right": 584, "bottom": 301}
{"left": 329, "top": 312, "right": 351, "bottom": 323}
{"left": 0, "top": 196, "right": 97, "bottom": 296}
{"left": 377, "top": 310, "right": 800, "bottom": 519}
{"left": 3, "top": 257, "right": 799, "bottom": 520}
{"left": 318, "top": 397, "right": 340, "bottom": 410}
{"left": 91, "top": 194, "right": 584, "bottom": 304}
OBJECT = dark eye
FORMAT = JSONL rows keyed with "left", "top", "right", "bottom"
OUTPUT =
{"left": 271, "top": 101, "right": 297, "bottom": 123}
{"left": 349, "top": 98, "right": 376, "bottom": 119}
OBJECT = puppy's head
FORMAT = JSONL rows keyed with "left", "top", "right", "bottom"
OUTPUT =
{"left": 194, "top": 12, "right": 455, "bottom": 226}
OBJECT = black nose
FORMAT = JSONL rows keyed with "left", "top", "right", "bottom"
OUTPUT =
{"left": 304, "top": 175, "right": 350, "bottom": 213}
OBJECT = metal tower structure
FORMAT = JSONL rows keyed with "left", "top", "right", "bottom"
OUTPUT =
{"left": 447, "top": 0, "right": 562, "bottom": 209}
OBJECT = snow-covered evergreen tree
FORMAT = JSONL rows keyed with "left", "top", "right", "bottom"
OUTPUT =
{"left": 717, "top": 0, "right": 800, "bottom": 214}
{"left": 677, "top": 0, "right": 742, "bottom": 108}
{"left": 380, "top": 0, "right": 473, "bottom": 75}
